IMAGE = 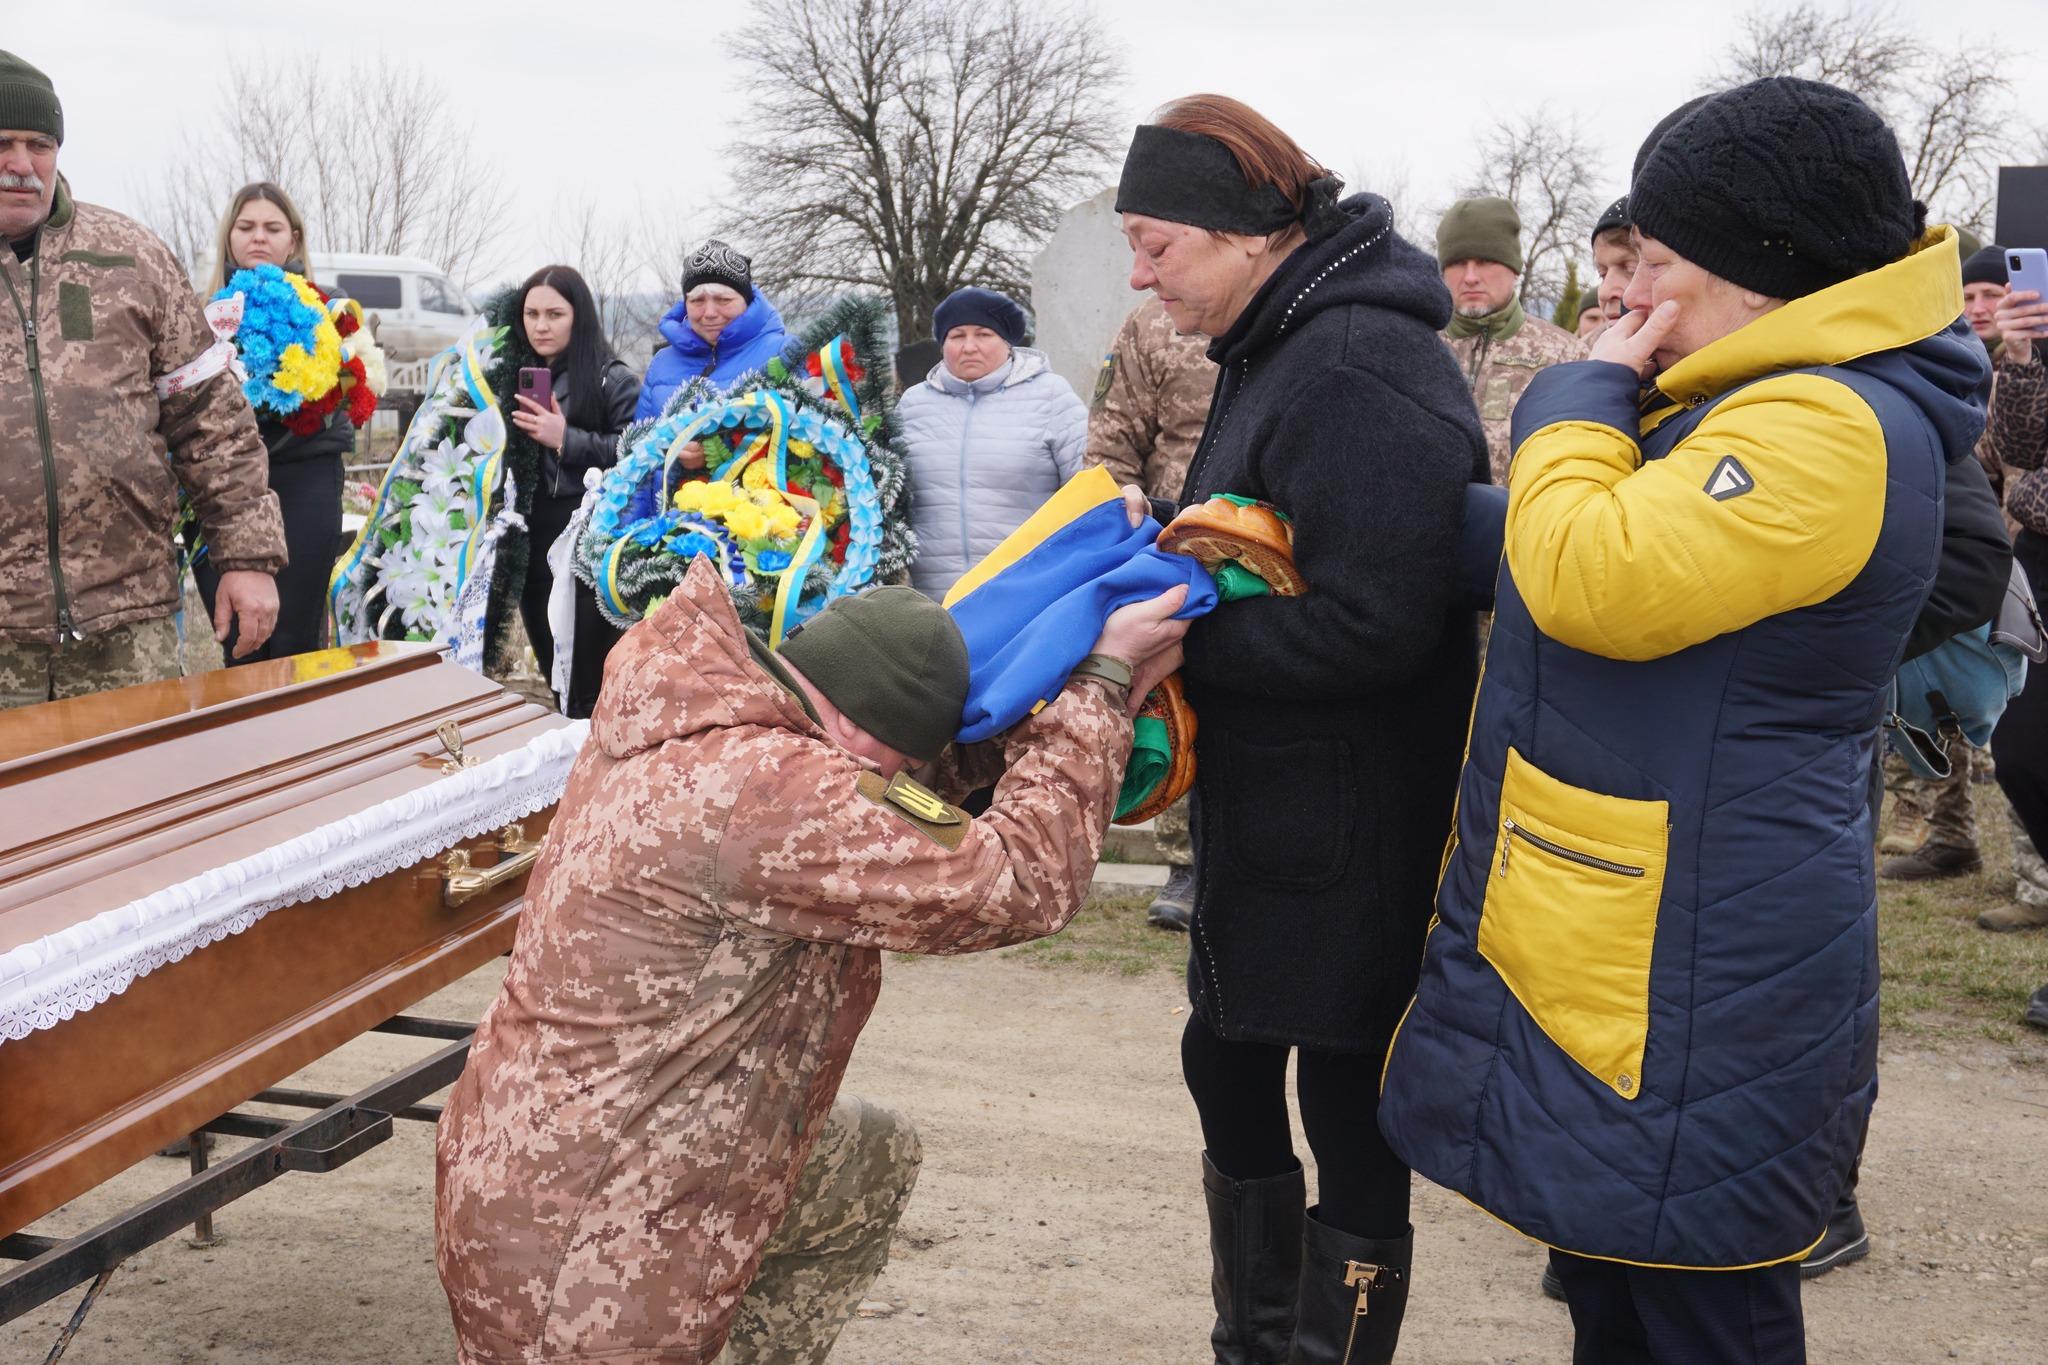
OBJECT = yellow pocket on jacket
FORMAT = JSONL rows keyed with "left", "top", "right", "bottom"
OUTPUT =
{"left": 1478, "top": 747, "right": 1669, "bottom": 1100}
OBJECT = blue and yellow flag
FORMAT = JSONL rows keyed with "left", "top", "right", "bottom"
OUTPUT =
{"left": 945, "top": 467, "right": 1218, "bottom": 742}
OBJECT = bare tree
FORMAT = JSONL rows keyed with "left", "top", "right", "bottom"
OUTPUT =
{"left": 722, "top": 0, "right": 1126, "bottom": 339}
{"left": 134, "top": 58, "right": 510, "bottom": 287}
{"left": 1458, "top": 108, "right": 1602, "bottom": 308}
{"left": 1712, "top": 3, "right": 2015, "bottom": 233}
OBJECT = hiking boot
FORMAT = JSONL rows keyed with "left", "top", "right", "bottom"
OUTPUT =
{"left": 2024, "top": 984, "right": 2048, "bottom": 1032}
{"left": 1878, "top": 815, "right": 1928, "bottom": 857}
{"left": 1148, "top": 864, "right": 1194, "bottom": 933}
{"left": 1977, "top": 900, "right": 2048, "bottom": 932}
{"left": 1799, "top": 1190, "right": 1870, "bottom": 1278}
{"left": 1880, "top": 841, "right": 1982, "bottom": 881}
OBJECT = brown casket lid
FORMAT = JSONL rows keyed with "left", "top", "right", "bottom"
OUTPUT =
{"left": 0, "top": 643, "right": 571, "bottom": 953}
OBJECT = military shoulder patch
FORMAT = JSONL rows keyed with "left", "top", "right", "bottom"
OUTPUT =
{"left": 1704, "top": 455, "right": 1755, "bottom": 502}
{"left": 1090, "top": 351, "right": 1117, "bottom": 410}
{"left": 856, "top": 770, "right": 971, "bottom": 851}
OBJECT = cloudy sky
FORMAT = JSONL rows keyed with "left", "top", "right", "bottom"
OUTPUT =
{"left": 13, "top": 0, "right": 2046, "bottom": 293}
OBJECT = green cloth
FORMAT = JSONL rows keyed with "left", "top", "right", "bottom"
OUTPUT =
{"left": 778, "top": 585, "right": 969, "bottom": 761}
{"left": 1215, "top": 561, "right": 1271, "bottom": 601}
{"left": 1444, "top": 296, "right": 1527, "bottom": 343}
{"left": 1214, "top": 493, "right": 1291, "bottom": 521}
{"left": 1437, "top": 196, "right": 1523, "bottom": 272}
{"left": 1114, "top": 715, "right": 1170, "bottom": 820}
{"left": 0, "top": 51, "right": 62, "bottom": 144}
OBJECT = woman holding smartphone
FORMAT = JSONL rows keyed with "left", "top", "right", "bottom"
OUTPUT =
{"left": 507, "top": 265, "right": 638, "bottom": 711}
{"left": 199, "top": 183, "right": 352, "bottom": 663}
{"left": 1112, "top": 97, "right": 1486, "bottom": 1361}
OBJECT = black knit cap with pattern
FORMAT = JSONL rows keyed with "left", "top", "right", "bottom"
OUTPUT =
{"left": 1630, "top": 77, "right": 1922, "bottom": 300}
{"left": 682, "top": 239, "right": 754, "bottom": 305}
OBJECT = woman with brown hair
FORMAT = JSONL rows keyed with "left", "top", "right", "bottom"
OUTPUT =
{"left": 1114, "top": 97, "right": 1486, "bottom": 1362}
{"left": 196, "top": 182, "right": 352, "bottom": 661}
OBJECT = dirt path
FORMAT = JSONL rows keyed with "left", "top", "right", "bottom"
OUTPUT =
{"left": 7, "top": 953, "right": 2044, "bottom": 1364}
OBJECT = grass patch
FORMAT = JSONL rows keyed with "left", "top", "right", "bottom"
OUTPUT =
{"left": 1004, "top": 893, "right": 1185, "bottom": 977}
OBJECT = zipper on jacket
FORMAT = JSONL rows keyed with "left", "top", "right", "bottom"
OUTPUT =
{"left": 1498, "top": 819, "right": 1646, "bottom": 879}
{"left": 3, "top": 255, "right": 80, "bottom": 641}
{"left": 956, "top": 390, "right": 979, "bottom": 571}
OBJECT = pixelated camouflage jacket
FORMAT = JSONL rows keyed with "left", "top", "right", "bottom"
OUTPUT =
{"left": 1087, "top": 294, "right": 1217, "bottom": 500}
{"left": 435, "top": 558, "right": 1131, "bottom": 1365}
{"left": 1443, "top": 309, "right": 1587, "bottom": 486}
{"left": 0, "top": 181, "right": 284, "bottom": 644}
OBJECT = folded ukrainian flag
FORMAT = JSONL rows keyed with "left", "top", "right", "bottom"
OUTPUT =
{"left": 944, "top": 467, "right": 1218, "bottom": 742}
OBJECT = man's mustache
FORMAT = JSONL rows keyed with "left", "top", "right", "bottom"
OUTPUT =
{"left": 0, "top": 172, "right": 46, "bottom": 192}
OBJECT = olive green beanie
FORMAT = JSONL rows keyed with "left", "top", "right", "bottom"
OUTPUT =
{"left": 778, "top": 586, "right": 970, "bottom": 762}
{"left": 0, "top": 52, "right": 62, "bottom": 144}
{"left": 1437, "top": 196, "right": 1523, "bottom": 273}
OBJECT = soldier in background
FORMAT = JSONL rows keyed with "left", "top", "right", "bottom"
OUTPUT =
{"left": 1087, "top": 293, "right": 1217, "bottom": 932}
{"left": 1437, "top": 195, "right": 1589, "bottom": 485}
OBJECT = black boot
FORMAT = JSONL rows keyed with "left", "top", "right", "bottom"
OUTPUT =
{"left": 1203, "top": 1152, "right": 1305, "bottom": 1364}
{"left": 1287, "top": 1209, "right": 1412, "bottom": 1365}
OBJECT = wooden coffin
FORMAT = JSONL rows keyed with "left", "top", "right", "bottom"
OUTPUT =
{"left": 0, "top": 644, "right": 578, "bottom": 1236}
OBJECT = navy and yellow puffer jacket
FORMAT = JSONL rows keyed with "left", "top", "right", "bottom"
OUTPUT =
{"left": 1379, "top": 228, "right": 1987, "bottom": 1269}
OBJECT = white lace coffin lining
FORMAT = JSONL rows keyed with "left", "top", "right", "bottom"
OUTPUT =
{"left": 0, "top": 721, "right": 589, "bottom": 1046}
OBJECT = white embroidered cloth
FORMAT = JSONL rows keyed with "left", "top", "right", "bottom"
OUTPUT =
{"left": 0, "top": 721, "right": 588, "bottom": 1046}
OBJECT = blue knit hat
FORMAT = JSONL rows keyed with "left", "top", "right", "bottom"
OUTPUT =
{"left": 933, "top": 287, "right": 1028, "bottom": 346}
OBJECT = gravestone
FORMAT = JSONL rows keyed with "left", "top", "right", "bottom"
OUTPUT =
{"left": 1031, "top": 187, "right": 1144, "bottom": 398}
{"left": 1997, "top": 166, "right": 2048, "bottom": 249}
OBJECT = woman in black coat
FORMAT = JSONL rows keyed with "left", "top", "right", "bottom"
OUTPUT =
{"left": 1113, "top": 98, "right": 1486, "bottom": 1363}
{"left": 505, "top": 265, "right": 638, "bottom": 714}
{"left": 198, "top": 182, "right": 357, "bottom": 663}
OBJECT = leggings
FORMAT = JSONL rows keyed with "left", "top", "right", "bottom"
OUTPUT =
{"left": 1995, "top": 532, "right": 2048, "bottom": 855}
{"left": 1180, "top": 1011, "right": 1410, "bottom": 1240}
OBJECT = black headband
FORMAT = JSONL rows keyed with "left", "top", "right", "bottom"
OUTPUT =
{"left": 1114, "top": 124, "right": 1302, "bottom": 236}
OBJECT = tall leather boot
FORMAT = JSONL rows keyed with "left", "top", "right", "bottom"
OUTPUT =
{"left": 1287, "top": 1209, "right": 1412, "bottom": 1365}
{"left": 1203, "top": 1151, "right": 1305, "bottom": 1365}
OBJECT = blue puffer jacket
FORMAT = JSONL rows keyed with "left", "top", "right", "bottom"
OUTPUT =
{"left": 634, "top": 292, "right": 787, "bottom": 419}
{"left": 897, "top": 347, "right": 1088, "bottom": 599}
{"left": 1380, "top": 228, "right": 1987, "bottom": 1269}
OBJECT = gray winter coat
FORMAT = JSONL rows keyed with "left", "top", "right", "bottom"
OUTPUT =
{"left": 898, "top": 347, "right": 1088, "bottom": 598}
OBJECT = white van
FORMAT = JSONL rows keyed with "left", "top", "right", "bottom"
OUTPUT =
{"left": 320, "top": 252, "right": 472, "bottom": 363}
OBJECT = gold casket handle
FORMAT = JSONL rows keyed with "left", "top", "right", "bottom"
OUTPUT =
{"left": 441, "top": 824, "right": 543, "bottom": 908}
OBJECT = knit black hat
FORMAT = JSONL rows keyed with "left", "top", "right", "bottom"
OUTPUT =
{"left": 933, "top": 286, "right": 1028, "bottom": 346}
{"left": 682, "top": 239, "right": 754, "bottom": 305}
{"left": 778, "top": 585, "right": 970, "bottom": 762}
{"left": 1630, "top": 77, "right": 1922, "bottom": 300}
{"left": 1591, "top": 195, "right": 1630, "bottom": 245}
{"left": 0, "top": 51, "right": 61, "bottom": 144}
{"left": 1962, "top": 244, "right": 2008, "bottom": 288}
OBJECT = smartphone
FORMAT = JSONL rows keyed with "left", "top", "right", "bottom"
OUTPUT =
{"left": 2007, "top": 247, "right": 2048, "bottom": 306}
{"left": 516, "top": 366, "right": 554, "bottom": 409}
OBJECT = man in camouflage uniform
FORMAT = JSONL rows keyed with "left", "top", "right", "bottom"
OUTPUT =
{"left": 1087, "top": 293, "right": 1217, "bottom": 932}
{"left": 1436, "top": 196, "right": 1589, "bottom": 486}
{"left": 437, "top": 558, "right": 1188, "bottom": 1365}
{"left": 0, "top": 52, "right": 284, "bottom": 710}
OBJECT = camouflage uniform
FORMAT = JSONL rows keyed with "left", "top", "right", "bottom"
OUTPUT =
{"left": 436, "top": 558, "right": 1130, "bottom": 1365}
{"left": 0, "top": 614, "right": 182, "bottom": 710}
{"left": 1442, "top": 308, "right": 1589, "bottom": 486}
{"left": 711, "top": 1095, "right": 920, "bottom": 1365}
{"left": 0, "top": 180, "right": 284, "bottom": 651}
{"left": 1086, "top": 294, "right": 1216, "bottom": 501}
{"left": 1087, "top": 296, "right": 1213, "bottom": 866}
{"left": 1880, "top": 738, "right": 1979, "bottom": 855}
{"left": 2011, "top": 800, "right": 2048, "bottom": 911}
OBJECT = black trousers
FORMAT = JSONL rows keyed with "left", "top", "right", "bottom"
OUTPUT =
{"left": 1994, "top": 531, "right": 2048, "bottom": 855}
{"left": 1179, "top": 1011, "right": 1409, "bottom": 1239}
{"left": 520, "top": 493, "right": 622, "bottom": 719}
{"left": 196, "top": 453, "right": 342, "bottom": 665}
{"left": 1550, "top": 1253, "right": 1805, "bottom": 1365}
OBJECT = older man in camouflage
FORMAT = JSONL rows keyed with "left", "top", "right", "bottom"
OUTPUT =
{"left": 1437, "top": 195, "right": 1588, "bottom": 485}
{"left": 436, "top": 558, "right": 1187, "bottom": 1365}
{"left": 0, "top": 51, "right": 283, "bottom": 709}
{"left": 1087, "top": 292, "right": 1216, "bottom": 932}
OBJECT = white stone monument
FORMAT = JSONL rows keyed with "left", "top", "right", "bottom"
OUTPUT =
{"left": 1030, "top": 187, "right": 1145, "bottom": 399}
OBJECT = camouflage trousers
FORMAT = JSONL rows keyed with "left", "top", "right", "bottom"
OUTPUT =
{"left": 0, "top": 615, "right": 182, "bottom": 711}
{"left": 1882, "top": 741, "right": 1979, "bottom": 853}
{"left": 713, "top": 1095, "right": 922, "bottom": 1365}
{"left": 2012, "top": 802, "right": 2048, "bottom": 910}
{"left": 1154, "top": 794, "right": 1192, "bottom": 867}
